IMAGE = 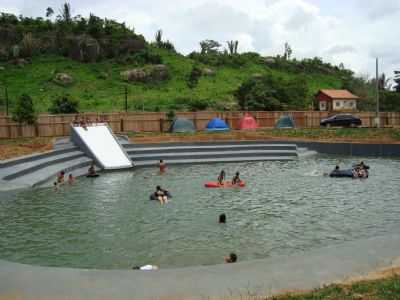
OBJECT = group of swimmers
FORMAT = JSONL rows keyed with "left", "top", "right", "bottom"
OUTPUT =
{"left": 72, "top": 115, "right": 108, "bottom": 130}
{"left": 218, "top": 170, "right": 242, "bottom": 185}
{"left": 54, "top": 162, "right": 98, "bottom": 190}
{"left": 331, "top": 161, "right": 369, "bottom": 178}
{"left": 54, "top": 170, "right": 75, "bottom": 190}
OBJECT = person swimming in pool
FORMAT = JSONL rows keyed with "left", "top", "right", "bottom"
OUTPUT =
{"left": 154, "top": 185, "right": 168, "bottom": 204}
{"left": 159, "top": 159, "right": 166, "bottom": 173}
{"left": 231, "top": 172, "right": 241, "bottom": 185}
{"left": 68, "top": 174, "right": 75, "bottom": 184}
{"left": 218, "top": 170, "right": 226, "bottom": 185}
{"left": 88, "top": 162, "right": 97, "bottom": 176}
{"left": 57, "top": 170, "right": 65, "bottom": 184}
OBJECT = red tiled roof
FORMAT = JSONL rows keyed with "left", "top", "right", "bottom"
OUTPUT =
{"left": 319, "top": 89, "right": 360, "bottom": 99}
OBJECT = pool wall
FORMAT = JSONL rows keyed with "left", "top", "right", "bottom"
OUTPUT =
{"left": 1, "top": 234, "right": 400, "bottom": 300}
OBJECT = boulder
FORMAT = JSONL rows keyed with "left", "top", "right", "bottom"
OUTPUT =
{"left": 69, "top": 35, "right": 101, "bottom": 63}
{"left": 149, "top": 64, "right": 169, "bottom": 81}
{"left": 0, "top": 66, "right": 5, "bottom": 71}
{"left": 121, "top": 64, "right": 169, "bottom": 82}
{"left": 53, "top": 73, "right": 73, "bottom": 86}
{"left": 202, "top": 68, "right": 215, "bottom": 76}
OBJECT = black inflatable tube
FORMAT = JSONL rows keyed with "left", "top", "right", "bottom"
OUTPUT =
{"left": 150, "top": 191, "right": 172, "bottom": 200}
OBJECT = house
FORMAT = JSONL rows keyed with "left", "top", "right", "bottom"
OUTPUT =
{"left": 315, "top": 89, "right": 360, "bottom": 112}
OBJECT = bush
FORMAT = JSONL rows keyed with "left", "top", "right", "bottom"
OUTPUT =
{"left": 187, "top": 64, "right": 202, "bottom": 89}
{"left": 235, "top": 75, "right": 308, "bottom": 111}
{"left": 12, "top": 94, "right": 36, "bottom": 124}
{"left": 48, "top": 95, "right": 79, "bottom": 114}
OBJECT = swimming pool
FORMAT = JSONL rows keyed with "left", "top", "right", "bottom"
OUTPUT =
{"left": 1, "top": 154, "right": 399, "bottom": 269}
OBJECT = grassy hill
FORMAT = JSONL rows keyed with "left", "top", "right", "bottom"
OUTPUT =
{"left": 0, "top": 9, "right": 349, "bottom": 113}
{"left": 0, "top": 48, "right": 344, "bottom": 113}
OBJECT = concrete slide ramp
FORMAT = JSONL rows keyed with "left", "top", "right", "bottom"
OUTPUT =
{"left": 71, "top": 123, "right": 133, "bottom": 170}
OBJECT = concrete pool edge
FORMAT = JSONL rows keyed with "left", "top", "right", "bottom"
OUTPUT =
{"left": 1, "top": 234, "right": 400, "bottom": 300}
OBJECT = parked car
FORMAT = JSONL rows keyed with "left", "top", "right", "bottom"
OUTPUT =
{"left": 320, "top": 114, "right": 362, "bottom": 127}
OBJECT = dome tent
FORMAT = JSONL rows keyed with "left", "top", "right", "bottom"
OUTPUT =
{"left": 169, "top": 118, "right": 196, "bottom": 133}
{"left": 238, "top": 112, "right": 258, "bottom": 129}
{"left": 205, "top": 117, "right": 229, "bottom": 131}
{"left": 275, "top": 115, "right": 295, "bottom": 128}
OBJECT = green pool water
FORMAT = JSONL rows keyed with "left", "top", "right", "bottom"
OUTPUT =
{"left": 1, "top": 155, "right": 399, "bottom": 269}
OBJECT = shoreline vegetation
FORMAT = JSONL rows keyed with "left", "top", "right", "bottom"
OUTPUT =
{"left": 0, "top": 128, "right": 399, "bottom": 160}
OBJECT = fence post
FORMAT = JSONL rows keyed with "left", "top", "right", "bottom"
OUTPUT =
{"left": 5, "top": 87, "right": 9, "bottom": 116}
{"left": 124, "top": 86, "right": 128, "bottom": 112}
{"left": 160, "top": 119, "right": 163, "bottom": 132}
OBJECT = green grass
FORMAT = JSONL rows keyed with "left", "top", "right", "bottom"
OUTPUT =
{"left": 0, "top": 50, "right": 345, "bottom": 113}
{"left": 268, "top": 275, "right": 400, "bottom": 299}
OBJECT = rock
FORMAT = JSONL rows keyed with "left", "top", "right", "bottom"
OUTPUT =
{"left": 121, "top": 64, "right": 169, "bottom": 82}
{"left": 202, "top": 68, "right": 215, "bottom": 76}
{"left": 262, "top": 56, "right": 275, "bottom": 64}
{"left": 149, "top": 64, "right": 169, "bottom": 81}
{"left": 53, "top": 73, "right": 73, "bottom": 86}
{"left": 14, "top": 58, "right": 28, "bottom": 67}
{"left": 69, "top": 35, "right": 101, "bottom": 63}
{"left": 251, "top": 73, "right": 263, "bottom": 79}
{"left": 0, "top": 66, "right": 5, "bottom": 71}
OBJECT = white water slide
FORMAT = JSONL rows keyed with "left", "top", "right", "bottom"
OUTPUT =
{"left": 71, "top": 123, "right": 133, "bottom": 170}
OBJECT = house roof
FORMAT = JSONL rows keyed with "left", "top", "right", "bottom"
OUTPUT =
{"left": 318, "top": 89, "right": 360, "bottom": 100}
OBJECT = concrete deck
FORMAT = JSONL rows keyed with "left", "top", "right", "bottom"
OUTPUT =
{"left": 1, "top": 234, "right": 399, "bottom": 300}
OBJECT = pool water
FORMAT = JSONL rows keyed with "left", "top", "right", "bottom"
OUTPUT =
{"left": 1, "top": 155, "right": 400, "bottom": 269}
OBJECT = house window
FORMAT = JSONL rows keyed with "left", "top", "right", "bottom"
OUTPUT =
{"left": 319, "top": 101, "right": 327, "bottom": 111}
{"left": 335, "top": 101, "right": 341, "bottom": 107}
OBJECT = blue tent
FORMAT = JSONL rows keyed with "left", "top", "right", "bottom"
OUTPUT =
{"left": 275, "top": 115, "right": 295, "bottom": 128}
{"left": 205, "top": 117, "right": 230, "bottom": 131}
{"left": 169, "top": 118, "right": 196, "bottom": 133}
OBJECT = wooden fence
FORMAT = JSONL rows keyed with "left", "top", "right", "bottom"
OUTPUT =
{"left": 0, "top": 111, "right": 399, "bottom": 138}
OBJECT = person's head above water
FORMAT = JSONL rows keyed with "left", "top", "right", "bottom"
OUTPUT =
{"left": 335, "top": 165, "right": 339, "bottom": 170}
{"left": 224, "top": 253, "right": 237, "bottom": 263}
{"left": 156, "top": 185, "right": 161, "bottom": 190}
{"left": 219, "top": 213, "right": 226, "bottom": 223}
{"left": 236, "top": 172, "right": 240, "bottom": 176}
{"left": 160, "top": 159, "right": 163, "bottom": 163}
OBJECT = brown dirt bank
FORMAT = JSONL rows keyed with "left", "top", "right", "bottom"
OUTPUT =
{"left": 0, "top": 138, "right": 53, "bottom": 160}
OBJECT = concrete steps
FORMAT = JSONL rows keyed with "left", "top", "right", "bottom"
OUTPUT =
{"left": 126, "top": 141, "right": 298, "bottom": 166}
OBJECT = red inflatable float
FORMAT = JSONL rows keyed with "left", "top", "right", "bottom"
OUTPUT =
{"left": 204, "top": 181, "right": 246, "bottom": 188}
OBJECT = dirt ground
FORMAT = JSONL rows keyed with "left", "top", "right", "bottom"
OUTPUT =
{"left": 0, "top": 138, "right": 53, "bottom": 160}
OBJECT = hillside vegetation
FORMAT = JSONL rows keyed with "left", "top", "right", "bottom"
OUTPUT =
{"left": 0, "top": 4, "right": 399, "bottom": 114}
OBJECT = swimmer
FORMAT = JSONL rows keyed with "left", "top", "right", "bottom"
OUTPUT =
{"left": 68, "top": 174, "right": 75, "bottom": 184}
{"left": 231, "top": 172, "right": 241, "bottom": 185}
{"left": 154, "top": 185, "right": 168, "bottom": 204}
{"left": 57, "top": 170, "right": 65, "bottom": 184}
{"left": 219, "top": 213, "right": 226, "bottom": 224}
{"left": 217, "top": 170, "right": 226, "bottom": 185}
{"left": 224, "top": 253, "right": 237, "bottom": 263}
{"left": 159, "top": 159, "right": 166, "bottom": 173}
{"left": 53, "top": 181, "right": 58, "bottom": 191}
{"left": 88, "top": 162, "right": 97, "bottom": 176}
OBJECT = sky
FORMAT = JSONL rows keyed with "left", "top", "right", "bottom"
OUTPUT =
{"left": 1, "top": 0, "right": 399, "bottom": 79}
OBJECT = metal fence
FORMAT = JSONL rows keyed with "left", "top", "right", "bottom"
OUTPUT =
{"left": 0, "top": 111, "right": 399, "bottom": 139}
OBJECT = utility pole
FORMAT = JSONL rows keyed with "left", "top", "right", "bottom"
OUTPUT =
{"left": 5, "top": 87, "right": 9, "bottom": 116}
{"left": 375, "top": 58, "right": 380, "bottom": 128}
{"left": 124, "top": 86, "right": 128, "bottom": 112}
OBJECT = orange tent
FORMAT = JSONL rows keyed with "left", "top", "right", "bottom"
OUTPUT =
{"left": 238, "top": 113, "right": 258, "bottom": 129}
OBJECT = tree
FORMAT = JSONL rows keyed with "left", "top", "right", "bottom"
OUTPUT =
{"left": 155, "top": 29, "right": 162, "bottom": 47}
{"left": 226, "top": 40, "right": 239, "bottom": 55}
{"left": 394, "top": 70, "right": 400, "bottom": 92}
{"left": 199, "top": 40, "right": 221, "bottom": 55}
{"left": 46, "top": 7, "right": 54, "bottom": 18}
{"left": 48, "top": 95, "right": 79, "bottom": 114}
{"left": 187, "top": 64, "right": 202, "bottom": 89}
{"left": 59, "top": 2, "right": 72, "bottom": 23}
{"left": 234, "top": 75, "right": 308, "bottom": 111}
{"left": 284, "top": 42, "right": 293, "bottom": 60}
{"left": 12, "top": 94, "right": 36, "bottom": 125}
